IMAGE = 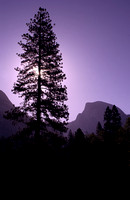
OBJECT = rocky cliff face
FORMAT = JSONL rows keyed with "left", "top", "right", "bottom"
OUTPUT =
{"left": 0, "top": 90, "right": 21, "bottom": 137}
{"left": 68, "top": 101, "right": 129, "bottom": 134}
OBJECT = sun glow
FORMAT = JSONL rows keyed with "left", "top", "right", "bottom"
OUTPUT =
{"left": 33, "top": 67, "right": 39, "bottom": 76}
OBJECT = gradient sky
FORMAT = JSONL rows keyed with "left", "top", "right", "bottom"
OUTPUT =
{"left": 0, "top": 0, "right": 130, "bottom": 121}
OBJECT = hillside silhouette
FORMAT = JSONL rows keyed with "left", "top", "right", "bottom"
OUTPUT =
{"left": 0, "top": 90, "right": 22, "bottom": 137}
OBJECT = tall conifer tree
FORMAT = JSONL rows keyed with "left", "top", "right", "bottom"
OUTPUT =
{"left": 111, "top": 105, "right": 121, "bottom": 132}
{"left": 104, "top": 106, "right": 112, "bottom": 133}
{"left": 12, "top": 7, "right": 69, "bottom": 137}
{"left": 104, "top": 105, "right": 121, "bottom": 143}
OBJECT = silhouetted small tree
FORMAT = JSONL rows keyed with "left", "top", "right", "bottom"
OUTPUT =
{"left": 96, "top": 121, "right": 102, "bottom": 134}
{"left": 74, "top": 128, "right": 86, "bottom": 148}
{"left": 88, "top": 133, "right": 98, "bottom": 144}
{"left": 96, "top": 121, "right": 104, "bottom": 142}
{"left": 68, "top": 129, "right": 74, "bottom": 144}
{"left": 10, "top": 7, "right": 69, "bottom": 137}
{"left": 124, "top": 117, "right": 130, "bottom": 144}
{"left": 104, "top": 106, "right": 112, "bottom": 133}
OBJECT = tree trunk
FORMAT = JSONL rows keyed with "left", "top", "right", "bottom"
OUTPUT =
{"left": 35, "top": 23, "right": 41, "bottom": 138}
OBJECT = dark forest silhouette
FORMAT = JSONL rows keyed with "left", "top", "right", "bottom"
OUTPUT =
{"left": 1, "top": 105, "right": 129, "bottom": 170}
{"left": 0, "top": 7, "right": 129, "bottom": 176}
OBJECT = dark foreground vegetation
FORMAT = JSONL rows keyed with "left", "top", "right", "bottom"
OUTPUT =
{"left": 0, "top": 127, "right": 128, "bottom": 172}
{"left": 1, "top": 106, "right": 129, "bottom": 179}
{"left": 0, "top": 119, "right": 129, "bottom": 196}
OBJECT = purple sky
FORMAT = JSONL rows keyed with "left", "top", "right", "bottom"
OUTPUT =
{"left": 0, "top": 0, "right": 130, "bottom": 121}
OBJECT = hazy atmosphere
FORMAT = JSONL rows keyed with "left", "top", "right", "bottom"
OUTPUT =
{"left": 0, "top": 0, "right": 130, "bottom": 121}
{"left": 0, "top": 0, "right": 129, "bottom": 182}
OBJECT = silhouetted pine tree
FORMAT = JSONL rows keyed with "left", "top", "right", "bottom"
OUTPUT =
{"left": 96, "top": 121, "right": 103, "bottom": 134}
{"left": 74, "top": 128, "right": 86, "bottom": 147}
{"left": 104, "top": 106, "right": 112, "bottom": 133}
{"left": 12, "top": 7, "right": 69, "bottom": 137}
{"left": 68, "top": 129, "right": 74, "bottom": 144}
{"left": 111, "top": 105, "right": 121, "bottom": 132}
{"left": 96, "top": 121, "right": 104, "bottom": 142}
{"left": 104, "top": 105, "right": 121, "bottom": 143}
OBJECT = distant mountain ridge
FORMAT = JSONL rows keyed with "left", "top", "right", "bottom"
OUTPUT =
{"left": 68, "top": 101, "right": 129, "bottom": 134}
{"left": 0, "top": 91, "right": 129, "bottom": 137}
